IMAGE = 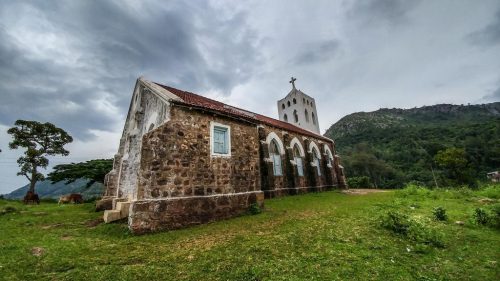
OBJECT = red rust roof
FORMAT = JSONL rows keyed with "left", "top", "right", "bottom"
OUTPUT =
{"left": 154, "top": 82, "right": 332, "bottom": 142}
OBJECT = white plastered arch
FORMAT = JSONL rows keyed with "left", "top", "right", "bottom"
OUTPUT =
{"left": 308, "top": 141, "right": 322, "bottom": 159}
{"left": 266, "top": 131, "right": 285, "bottom": 155}
{"left": 323, "top": 144, "right": 334, "bottom": 160}
{"left": 290, "top": 137, "right": 305, "bottom": 157}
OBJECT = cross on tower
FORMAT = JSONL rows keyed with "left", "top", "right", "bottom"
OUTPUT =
{"left": 289, "top": 77, "right": 297, "bottom": 89}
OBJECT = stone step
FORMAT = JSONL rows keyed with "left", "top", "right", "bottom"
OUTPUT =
{"left": 103, "top": 210, "right": 122, "bottom": 223}
{"left": 112, "top": 197, "right": 129, "bottom": 209}
{"left": 116, "top": 201, "right": 131, "bottom": 217}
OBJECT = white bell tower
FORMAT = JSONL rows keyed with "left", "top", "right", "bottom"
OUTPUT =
{"left": 277, "top": 77, "right": 320, "bottom": 134}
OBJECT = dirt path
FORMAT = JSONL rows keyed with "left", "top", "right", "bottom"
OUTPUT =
{"left": 341, "top": 189, "right": 391, "bottom": 195}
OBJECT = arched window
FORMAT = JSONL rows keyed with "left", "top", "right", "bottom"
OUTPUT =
{"left": 287, "top": 101, "right": 291, "bottom": 107}
{"left": 304, "top": 109, "right": 309, "bottom": 122}
{"left": 269, "top": 140, "right": 282, "bottom": 176}
{"left": 293, "top": 110, "right": 299, "bottom": 123}
{"left": 282, "top": 103, "right": 285, "bottom": 109}
{"left": 312, "top": 112, "right": 316, "bottom": 124}
{"left": 312, "top": 148, "right": 321, "bottom": 176}
{"left": 293, "top": 98, "right": 297, "bottom": 104}
{"left": 307, "top": 100, "right": 309, "bottom": 105}
{"left": 303, "top": 98, "right": 305, "bottom": 104}
{"left": 293, "top": 144, "right": 304, "bottom": 177}
{"left": 284, "top": 114, "right": 288, "bottom": 122}
{"left": 311, "top": 102, "right": 314, "bottom": 107}
{"left": 324, "top": 145, "right": 334, "bottom": 167}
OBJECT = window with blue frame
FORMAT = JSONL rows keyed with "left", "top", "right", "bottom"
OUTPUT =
{"left": 213, "top": 126, "right": 229, "bottom": 155}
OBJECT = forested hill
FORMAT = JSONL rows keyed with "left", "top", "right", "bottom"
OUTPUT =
{"left": 324, "top": 102, "right": 500, "bottom": 188}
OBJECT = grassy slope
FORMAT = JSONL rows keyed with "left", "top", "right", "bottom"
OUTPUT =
{"left": 0, "top": 191, "right": 499, "bottom": 281}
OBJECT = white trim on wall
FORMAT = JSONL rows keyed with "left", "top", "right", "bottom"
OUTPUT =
{"left": 265, "top": 131, "right": 285, "bottom": 155}
{"left": 290, "top": 137, "right": 305, "bottom": 157}
{"left": 308, "top": 141, "right": 322, "bottom": 159}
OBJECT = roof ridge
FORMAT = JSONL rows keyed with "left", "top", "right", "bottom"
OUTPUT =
{"left": 152, "top": 81, "right": 331, "bottom": 142}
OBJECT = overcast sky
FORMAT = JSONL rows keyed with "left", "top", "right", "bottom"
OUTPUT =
{"left": 0, "top": 0, "right": 499, "bottom": 194}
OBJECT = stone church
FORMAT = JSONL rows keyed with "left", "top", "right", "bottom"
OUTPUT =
{"left": 100, "top": 76, "right": 346, "bottom": 234}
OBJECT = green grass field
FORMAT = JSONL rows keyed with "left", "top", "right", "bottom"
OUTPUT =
{"left": 0, "top": 188, "right": 499, "bottom": 281}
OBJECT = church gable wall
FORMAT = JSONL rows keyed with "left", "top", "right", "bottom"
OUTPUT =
{"left": 137, "top": 105, "right": 261, "bottom": 199}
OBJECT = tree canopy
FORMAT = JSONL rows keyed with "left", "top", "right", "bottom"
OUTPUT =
{"left": 48, "top": 159, "right": 113, "bottom": 188}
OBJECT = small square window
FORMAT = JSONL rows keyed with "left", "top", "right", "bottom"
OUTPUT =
{"left": 211, "top": 122, "right": 231, "bottom": 157}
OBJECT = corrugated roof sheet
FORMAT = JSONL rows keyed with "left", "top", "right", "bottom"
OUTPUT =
{"left": 154, "top": 82, "right": 332, "bottom": 142}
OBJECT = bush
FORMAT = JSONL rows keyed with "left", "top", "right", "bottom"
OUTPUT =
{"left": 347, "top": 176, "right": 371, "bottom": 188}
{"left": 248, "top": 203, "right": 261, "bottom": 215}
{"left": 477, "top": 184, "right": 500, "bottom": 199}
{"left": 380, "top": 211, "right": 410, "bottom": 235}
{"left": 396, "top": 184, "right": 431, "bottom": 198}
{"left": 473, "top": 208, "right": 490, "bottom": 225}
{"left": 432, "top": 207, "right": 447, "bottom": 221}
{"left": 380, "top": 211, "right": 445, "bottom": 248}
{"left": 489, "top": 204, "right": 500, "bottom": 228}
{"left": 0, "top": 206, "right": 18, "bottom": 216}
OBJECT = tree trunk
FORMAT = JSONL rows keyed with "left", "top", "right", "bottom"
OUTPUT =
{"left": 28, "top": 166, "right": 37, "bottom": 194}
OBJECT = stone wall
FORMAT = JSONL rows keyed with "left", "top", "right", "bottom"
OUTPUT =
{"left": 137, "top": 105, "right": 261, "bottom": 199}
{"left": 129, "top": 192, "right": 264, "bottom": 234}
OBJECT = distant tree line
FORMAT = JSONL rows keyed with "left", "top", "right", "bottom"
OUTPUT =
{"left": 338, "top": 119, "right": 500, "bottom": 188}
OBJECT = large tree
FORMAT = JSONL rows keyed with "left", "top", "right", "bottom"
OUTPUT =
{"left": 8, "top": 120, "right": 73, "bottom": 195}
{"left": 48, "top": 159, "right": 113, "bottom": 187}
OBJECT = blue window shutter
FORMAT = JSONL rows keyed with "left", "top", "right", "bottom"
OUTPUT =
{"left": 213, "top": 126, "right": 229, "bottom": 154}
{"left": 296, "top": 157, "right": 303, "bottom": 177}
{"left": 273, "top": 154, "right": 282, "bottom": 176}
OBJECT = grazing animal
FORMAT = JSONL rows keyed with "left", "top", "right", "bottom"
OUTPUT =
{"left": 59, "top": 193, "right": 83, "bottom": 204}
{"left": 23, "top": 191, "right": 40, "bottom": 205}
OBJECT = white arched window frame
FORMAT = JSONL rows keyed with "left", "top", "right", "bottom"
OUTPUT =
{"left": 309, "top": 141, "right": 322, "bottom": 176}
{"left": 324, "top": 145, "right": 334, "bottom": 167}
{"left": 266, "top": 132, "right": 285, "bottom": 176}
{"left": 290, "top": 137, "right": 305, "bottom": 177}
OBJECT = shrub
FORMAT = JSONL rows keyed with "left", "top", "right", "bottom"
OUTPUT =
{"left": 473, "top": 208, "right": 490, "bottom": 225}
{"left": 380, "top": 211, "right": 410, "bottom": 235}
{"left": 477, "top": 184, "right": 500, "bottom": 199}
{"left": 488, "top": 203, "right": 500, "bottom": 228}
{"left": 0, "top": 206, "right": 18, "bottom": 216}
{"left": 248, "top": 203, "right": 261, "bottom": 215}
{"left": 396, "top": 184, "right": 431, "bottom": 198}
{"left": 380, "top": 211, "right": 445, "bottom": 248}
{"left": 432, "top": 207, "right": 447, "bottom": 221}
{"left": 347, "top": 176, "right": 371, "bottom": 188}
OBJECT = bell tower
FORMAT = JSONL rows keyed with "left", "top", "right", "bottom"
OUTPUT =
{"left": 277, "top": 77, "right": 320, "bottom": 134}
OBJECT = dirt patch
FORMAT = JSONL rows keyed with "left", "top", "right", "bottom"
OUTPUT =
{"left": 84, "top": 218, "right": 104, "bottom": 228}
{"left": 61, "top": 234, "right": 73, "bottom": 241}
{"left": 31, "top": 247, "right": 45, "bottom": 257}
{"left": 41, "top": 223, "right": 65, "bottom": 229}
{"left": 341, "top": 189, "right": 390, "bottom": 195}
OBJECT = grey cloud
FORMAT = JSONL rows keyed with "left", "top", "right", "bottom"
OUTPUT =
{"left": 481, "top": 86, "right": 500, "bottom": 102}
{"left": 0, "top": 1, "right": 262, "bottom": 140}
{"left": 348, "top": 0, "right": 421, "bottom": 26}
{"left": 467, "top": 9, "right": 500, "bottom": 46}
{"left": 291, "top": 40, "right": 340, "bottom": 65}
